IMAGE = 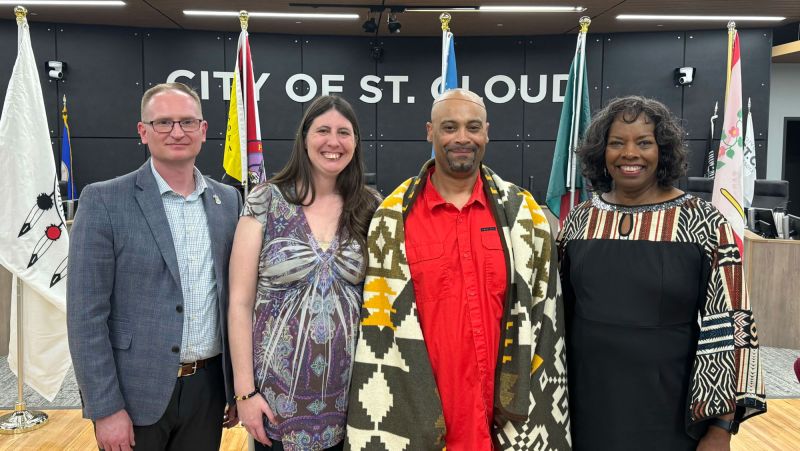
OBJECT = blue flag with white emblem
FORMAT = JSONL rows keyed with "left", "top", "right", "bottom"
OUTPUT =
{"left": 60, "top": 96, "right": 75, "bottom": 200}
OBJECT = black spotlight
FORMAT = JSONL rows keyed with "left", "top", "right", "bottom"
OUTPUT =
{"left": 387, "top": 13, "right": 401, "bottom": 33}
{"left": 362, "top": 17, "right": 378, "bottom": 33}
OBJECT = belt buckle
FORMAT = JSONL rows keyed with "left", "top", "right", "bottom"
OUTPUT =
{"left": 179, "top": 361, "right": 198, "bottom": 377}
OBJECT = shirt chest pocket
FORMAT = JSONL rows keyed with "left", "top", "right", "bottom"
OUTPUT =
{"left": 481, "top": 231, "right": 507, "bottom": 304}
{"left": 406, "top": 242, "right": 452, "bottom": 302}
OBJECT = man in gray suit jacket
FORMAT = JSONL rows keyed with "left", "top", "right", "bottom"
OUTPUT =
{"left": 67, "top": 82, "right": 242, "bottom": 451}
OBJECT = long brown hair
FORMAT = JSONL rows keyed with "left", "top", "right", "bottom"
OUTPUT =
{"left": 271, "top": 95, "right": 379, "bottom": 255}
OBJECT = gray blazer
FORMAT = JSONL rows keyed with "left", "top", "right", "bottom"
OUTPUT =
{"left": 67, "top": 161, "right": 242, "bottom": 425}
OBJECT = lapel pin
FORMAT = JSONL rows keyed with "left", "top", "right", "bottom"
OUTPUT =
{"left": 213, "top": 194, "right": 221, "bottom": 205}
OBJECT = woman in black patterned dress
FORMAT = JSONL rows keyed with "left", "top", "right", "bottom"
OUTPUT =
{"left": 557, "top": 96, "right": 766, "bottom": 451}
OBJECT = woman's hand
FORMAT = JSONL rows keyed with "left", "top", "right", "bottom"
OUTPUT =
{"left": 696, "top": 426, "right": 731, "bottom": 451}
{"left": 237, "top": 395, "right": 278, "bottom": 446}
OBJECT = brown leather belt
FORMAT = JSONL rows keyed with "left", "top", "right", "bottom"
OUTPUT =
{"left": 177, "top": 358, "right": 209, "bottom": 377}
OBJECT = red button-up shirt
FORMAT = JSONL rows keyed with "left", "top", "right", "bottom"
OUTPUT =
{"left": 405, "top": 168, "right": 508, "bottom": 450}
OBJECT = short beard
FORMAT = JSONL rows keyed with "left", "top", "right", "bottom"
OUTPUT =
{"left": 445, "top": 147, "right": 477, "bottom": 173}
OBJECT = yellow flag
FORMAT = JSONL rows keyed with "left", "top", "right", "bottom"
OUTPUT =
{"left": 223, "top": 75, "right": 243, "bottom": 181}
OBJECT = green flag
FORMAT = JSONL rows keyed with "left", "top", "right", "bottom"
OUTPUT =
{"left": 546, "top": 53, "right": 591, "bottom": 219}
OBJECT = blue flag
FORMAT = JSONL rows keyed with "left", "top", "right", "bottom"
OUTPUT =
{"left": 442, "top": 34, "right": 458, "bottom": 92}
{"left": 60, "top": 98, "right": 75, "bottom": 200}
{"left": 433, "top": 33, "right": 458, "bottom": 157}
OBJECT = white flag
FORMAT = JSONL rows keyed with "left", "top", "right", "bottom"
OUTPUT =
{"left": 712, "top": 29, "right": 745, "bottom": 254}
{"left": 0, "top": 11, "right": 71, "bottom": 401}
{"left": 743, "top": 103, "right": 756, "bottom": 208}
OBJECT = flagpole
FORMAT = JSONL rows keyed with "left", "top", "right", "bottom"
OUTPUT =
{"left": 710, "top": 101, "right": 718, "bottom": 176}
{"left": 439, "top": 13, "right": 451, "bottom": 96}
{"left": 0, "top": 7, "right": 50, "bottom": 435}
{"left": 567, "top": 16, "right": 591, "bottom": 212}
{"left": 0, "top": 276, "right": 49, "bottom": 434}
{"left": 725, "top": 21, "right": 735, "bottom": 102}
{"left": 239, "top": 10, "right": 250, "bottom": 197}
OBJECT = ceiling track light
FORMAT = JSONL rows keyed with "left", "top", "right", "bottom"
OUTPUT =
{"left": 362, "top": 16, "right": 378, "bottom": 33}
{"left": 387, "top": 13, "right": 402, "bottom": 33}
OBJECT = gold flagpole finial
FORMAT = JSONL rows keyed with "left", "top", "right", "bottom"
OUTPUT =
{"left": 239, "top": 10, "right": 249, "bottom": 31}
{"left": 727, "top": 20, "right": 736, "bottom": 31}
{"left": 15, "top": 5, "right": 27, "bottom": 24}
{"left": 579, "top": 16, "right": 591, "bottom": 34}
{"left": 62, "top": 94, "right": 67, "bottom": 109}
{"left": 439, "top": 12, "right": 451, "bottom": 32}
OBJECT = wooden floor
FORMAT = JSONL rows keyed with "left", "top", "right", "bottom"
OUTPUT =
{"left": 1, "top": 400, "right": 798, "bottom": 450}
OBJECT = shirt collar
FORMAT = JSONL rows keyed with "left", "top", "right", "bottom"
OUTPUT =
{"left": 149, "top": 158, "right": 207, "bottom": 199}
{"left": 423, "top": 166, "right": 486, "bottom": 210}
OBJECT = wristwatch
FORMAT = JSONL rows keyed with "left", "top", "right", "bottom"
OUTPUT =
{"left": 710, "top": 418, "right": 739, "bottom": 435}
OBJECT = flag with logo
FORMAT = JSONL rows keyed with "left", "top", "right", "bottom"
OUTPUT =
{"left": 222, "top": 26, "right": 264, "bottom": 193}
{"left": 712, "top": 27, "right": 745, "bottom": 253}
{"left": 0, "top": 9, "right": 71, "bottom": 401}
{"left": 743, "top": 98, "right": 756, "bottom": 208}
{"left": 60, "top": 95, "right": 75, "bottom": 200}
{"left": 546, "top": 28, "right": 591, "bottom": 221}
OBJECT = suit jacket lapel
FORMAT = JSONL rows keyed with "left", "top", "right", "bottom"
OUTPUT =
{"left": 134, "top": 162, "right": 182, "bottom": 287}
{"left": 201, "top": 180, "right": 227, "bottom": 297}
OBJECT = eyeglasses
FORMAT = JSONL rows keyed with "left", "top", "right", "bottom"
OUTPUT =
{"left": 146, "top": 119, "right": 203, "bottom": 133}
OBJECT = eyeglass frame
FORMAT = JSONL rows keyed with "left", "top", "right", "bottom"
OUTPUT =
{"left": 144, "top": 118, "right": 205, "bottom": 133}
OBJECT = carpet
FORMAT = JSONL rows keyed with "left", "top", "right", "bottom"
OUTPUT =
{"left": 0, "top": 358, "right": 80, "bottom": 410}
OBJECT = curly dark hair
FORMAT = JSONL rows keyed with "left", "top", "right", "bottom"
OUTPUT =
{"left": 579, "top": 96, "right": 688, "bottom": 193}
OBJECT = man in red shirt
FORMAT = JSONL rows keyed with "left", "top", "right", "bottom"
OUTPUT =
{"left": 346, "top": 89, "right": 570, "bottom": 450}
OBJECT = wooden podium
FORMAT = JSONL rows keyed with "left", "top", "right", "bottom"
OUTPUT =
{"left": 744, "top": 230, "right": 800, "bottom": 349}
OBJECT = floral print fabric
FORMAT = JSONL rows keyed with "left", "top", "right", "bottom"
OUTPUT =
{"left": 243, "top": 183, "right": 365, "bottom": 450}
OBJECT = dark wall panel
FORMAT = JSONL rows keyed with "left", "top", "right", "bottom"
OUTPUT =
{"left": 231, "top": 34, "right": 303, "bottom": 140}
{"left": 377, "top": 38, "right": 439, "bottom": 141}
{"left": 192, "top": 138, "right": 225, "bottom": 181}
{"left": 0, "top": 22, "right": 60, "bottom": 137}
{"left": 303, "top": 36, "right": 377, "bottom": 140}
{"left": 363, "top": 141, "right": 376, "bottom": 176}
{"left": 523, "top": 141, "right": 556, "bottom": 202}
{"left": 376, "top": 141, "right": 431, "bottom": 195}
{"left": 602, "top": 31, "right": 684, "bottom": 114}
{"left": 146, "top": 29, "right": 225, "bottom": 138}
{"left": 58, "top": 25, "right": 142, "bottom": 138}
{"left": 686, "top": 140, "right": 715, "bottom": 177}
{"left": 483, "top": 141, "right": 523, "bottom": 187}
{"left": 523, "top": 34, "right": 603, "bottom": 141}
{"left": 261, "top": 140, "right": 294, "bottom": 178}
{"left": 71, "top": 138, "right": 146, "bottom": 195}
{"left": 459, "top": 37, "right": 524, "bottom": 140}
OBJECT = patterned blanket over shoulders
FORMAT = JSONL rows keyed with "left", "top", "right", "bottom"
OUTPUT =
{"left": 345, "top": 161, "right": 571, "bottom": 450}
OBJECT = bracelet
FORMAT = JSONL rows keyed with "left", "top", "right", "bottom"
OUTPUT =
{"left": 234, "top": 387, "right": 259, "bottom": 401}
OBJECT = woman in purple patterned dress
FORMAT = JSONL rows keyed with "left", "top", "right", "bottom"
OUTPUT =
{"left": 228, "top": 96, "right": 379, "bottom": 451}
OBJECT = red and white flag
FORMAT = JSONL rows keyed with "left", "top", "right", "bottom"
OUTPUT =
{"left": 712, "top": 27, "right": 745, "bottom": 254}
{"left": 0, "top": 9, "right": 71, "bottom": 401}
{"left": 222, "top": 27, "right": 264, "bottom": 194}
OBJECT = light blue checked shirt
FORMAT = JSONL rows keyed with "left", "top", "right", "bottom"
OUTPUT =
{"left": 150, "top": 160, "right": 221, "bottom": 363}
